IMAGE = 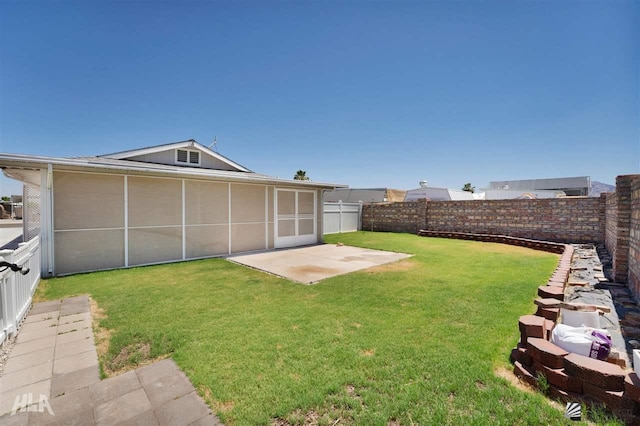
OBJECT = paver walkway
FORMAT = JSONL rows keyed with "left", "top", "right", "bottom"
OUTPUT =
{"left": 0, "top": 295, "right": 221, "bottom": 425}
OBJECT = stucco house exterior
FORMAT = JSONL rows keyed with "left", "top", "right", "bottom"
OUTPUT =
{"left": 0, "top": 140, "right": 344, "bottom": 276}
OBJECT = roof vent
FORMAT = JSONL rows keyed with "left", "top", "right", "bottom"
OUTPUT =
{"left": 419, "top": 180, "right": 428, "bottom": 188}
{"left": 176, "top": 149, "right": 200, "bottom": 165}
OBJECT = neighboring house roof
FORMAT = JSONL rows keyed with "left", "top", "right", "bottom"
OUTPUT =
{"left": 482, "top": 189, "right": 565, "bottom": 200}
{"left": 488, "top": 176, "right": 590, "bottom": 196}
{"left": 324, "top": 188, "right": 407, "bottom": 203}
{"left": 0, "top": 140, "right": 345, "bottom": 189}
{"left": 404, "top": 187, "right": 475, "bottom": 201}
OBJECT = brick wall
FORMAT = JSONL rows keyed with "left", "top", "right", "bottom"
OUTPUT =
{"left": 629, "top": 178, "right": 640, "bottom": 299}
{"left": 605, "top": 176, "right": 634, "bottom": 283}
{"left": 361, "top": 175, "right": 640, "bottom": 293}
{"left": 425, "top": 198, "right": 603, "bottom": 243}
{"left": 361, "top": 199, "right": 427, "bottom": 234}
{"left": 605, "top": 191, "right": 619, "bottom": 275}
{"left": 362, "top": 197, "right": 604, "bottom": 243}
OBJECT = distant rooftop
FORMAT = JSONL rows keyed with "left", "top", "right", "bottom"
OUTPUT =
{"left": 404, "top": 187, "right": 475, "bottom": 201}
{"left": 324, "top": 188, "right": 406, "bottom": 203}
{"left": 488, "top": 176, "right": 590, "bottom": 197}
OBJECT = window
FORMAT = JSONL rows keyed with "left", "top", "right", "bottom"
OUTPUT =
{"left": 176, "top": 149, "right": 200, "bottom": 165}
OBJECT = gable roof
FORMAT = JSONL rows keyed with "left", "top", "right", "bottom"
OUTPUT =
{"left": 98, "top": 139, "right": 252, "bottom": 173}
{"left": 0, "top": 140, "right": 345, "bottom": 190}
{"left": 0, "top": 152, "right": 344, "bottom": 189}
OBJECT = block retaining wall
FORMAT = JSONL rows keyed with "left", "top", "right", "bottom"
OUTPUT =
{"left": 511, "top": 242, "right": 640, "bottom": 423}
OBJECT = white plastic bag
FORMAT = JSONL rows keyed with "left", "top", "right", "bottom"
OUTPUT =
{"left": 550, "top": 323, "right": 612, "bottom": 360}
{"left": 561, "top": 308, "right": 600, "bottom": 328}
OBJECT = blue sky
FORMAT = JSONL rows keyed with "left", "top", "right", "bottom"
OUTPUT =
{"left": 1, "top": 0, "right": 638, "bottom": 196}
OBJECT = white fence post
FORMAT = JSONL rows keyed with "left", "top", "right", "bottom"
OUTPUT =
{"left": 0, "top": 236, "right": 41, "bottom": 346}
{"left": 0, "top": 249, "right": 17, "bottom": 343}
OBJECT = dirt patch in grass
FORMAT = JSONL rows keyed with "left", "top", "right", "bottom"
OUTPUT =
{"left": 271, "top": 409, "right": 322, "bottom": 426}
{"left": 494, "top": 365, "right": 536, "bottom": 394}
{"left": 272, "top": 385, "right": 367, "bottom": 425}
{"left": 364, "top": 259, "right": 415, "bottom": 274}
{"left": 89, "top": 297, "right": 112, "bottom": 377}
{"left": 90, "top": 297, "right": 167, "bottom": 377}
{"left": 106, "top": 341, "right": 161, "bottom": 374}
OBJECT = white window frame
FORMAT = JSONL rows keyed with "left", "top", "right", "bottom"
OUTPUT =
{"left": 176, "top": 149, "right": 201, "bottom": 166}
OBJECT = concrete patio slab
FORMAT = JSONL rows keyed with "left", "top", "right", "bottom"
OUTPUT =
{"left": 228, "top": 243, "right": 412, "bottom": 284}
{"left": 0, "top": 296, "right": 221, "bottom": 425}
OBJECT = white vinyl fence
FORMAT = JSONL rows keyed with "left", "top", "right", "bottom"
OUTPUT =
{"left": 323, "top": 201, "right": 361, "bottom": 234}
{"left": 0, "top": 236, "right": 41, "bottom": 346}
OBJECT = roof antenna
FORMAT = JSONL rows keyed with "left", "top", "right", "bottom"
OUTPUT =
{"left": 208, "top": 136, "right": 218, "bottom": 152}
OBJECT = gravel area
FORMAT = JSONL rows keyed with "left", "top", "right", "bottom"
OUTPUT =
{"left": 0, "top": 336, "right": 17, "bottom": 375}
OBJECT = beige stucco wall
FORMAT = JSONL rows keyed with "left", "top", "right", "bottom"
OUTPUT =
{"left": 51, "top": 170, "right": 329, "bottom": 274}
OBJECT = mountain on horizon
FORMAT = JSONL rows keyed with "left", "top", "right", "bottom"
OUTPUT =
{"left": 589, "top": 181, "right": 615, "bottom": 197}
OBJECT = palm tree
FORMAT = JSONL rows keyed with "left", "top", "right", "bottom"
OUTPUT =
{"left": 462, "top": 183, "right": 475, "bottom": 193}
{"left": 293, "top": 170, "right": 310, "bottom": 181}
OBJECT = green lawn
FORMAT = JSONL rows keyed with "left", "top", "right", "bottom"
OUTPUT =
{"left": 38, "top": 232, "right": 579, "bottom": 425}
